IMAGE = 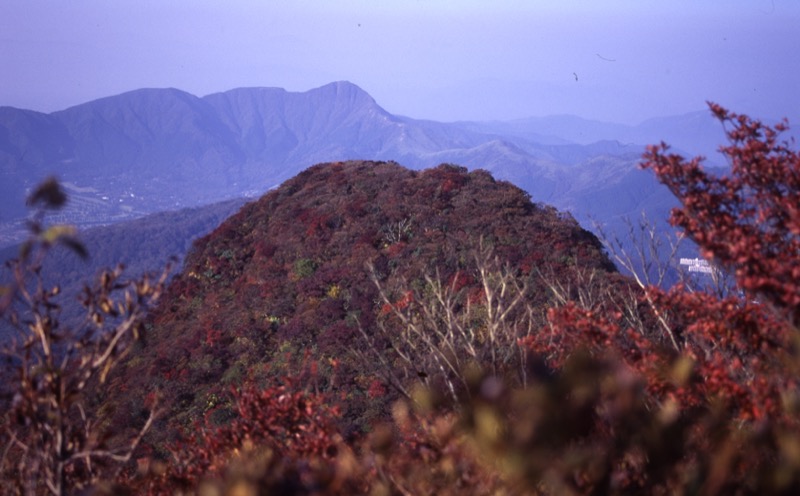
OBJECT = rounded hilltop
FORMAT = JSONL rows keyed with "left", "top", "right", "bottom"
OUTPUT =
{"left": 106, "top": 160, "right": 622, "bottom": 445}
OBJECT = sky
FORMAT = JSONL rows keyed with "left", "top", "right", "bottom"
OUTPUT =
{"left": 1, "top": 0, "right": 798, "bottom": 124}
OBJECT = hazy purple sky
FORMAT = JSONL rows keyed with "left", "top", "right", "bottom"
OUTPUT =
{"left": 1, "top": 0, "right": 798, "bottom": 124}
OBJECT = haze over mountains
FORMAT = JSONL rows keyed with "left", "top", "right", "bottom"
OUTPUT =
{"left": 0, "top": 80, "right": 749, "bottom": 248}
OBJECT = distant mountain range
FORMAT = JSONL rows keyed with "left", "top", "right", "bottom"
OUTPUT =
{"left": 0, "top": 81, "right": 750, "bottom": 249}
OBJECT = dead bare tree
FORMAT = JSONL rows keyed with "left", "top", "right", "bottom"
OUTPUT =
{"left": 594, "top": 213, "right": 684, "bottom": 290}
{"left": 592, "top": 212, "right": 741, "bottom": 352}
{"left": 360, "top": 241, "right": 536, "bottom": 406}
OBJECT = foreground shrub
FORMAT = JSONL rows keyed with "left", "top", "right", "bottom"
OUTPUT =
{"left": 0, "top": 179, "right": 168, "bottom": 495}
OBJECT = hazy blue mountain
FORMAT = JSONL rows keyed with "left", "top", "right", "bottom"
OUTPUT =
{"left": 1, "top": 80, "right": 719, "bottom": 251}
{"left": 0, "top": 197, "right": 246, "bottom": 342}
{"left": 0, "top": 107, "right": 75, "bottom": 220}
{"left": 459, "top": 111, "right": 729, "bottom": 163}
{"left": 202, "top": 82, "right": 493, "bottom": 171}
{"left": 53, "top": 87, "right": 245, "bottom": 197}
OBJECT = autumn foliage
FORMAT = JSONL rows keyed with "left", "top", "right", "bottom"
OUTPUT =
{"left": 101, "top": 160, "right": 614, "bottom": 452}
{"left": 643, "top": 103, "right": 800, "bottom": 325}
{"left": 518, "top": 105, "right": 800, "bottom": 492}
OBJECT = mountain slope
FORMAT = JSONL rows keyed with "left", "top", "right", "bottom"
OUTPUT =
{"left": 0, "top": 107, "right": 75, "bottom": 220}
{"left": 104, "top": 161, "right": 623, "bottom": 446}
{"left": 202, "top": 82, "right": 491, "bottom": 171}
{"left": 53, "top": 87, "right": 245, "bottom": 194}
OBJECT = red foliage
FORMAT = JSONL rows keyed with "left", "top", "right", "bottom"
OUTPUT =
{"left": 525, "top": 108, "right": 800, "bottom": 426}
{"left": 523, "top": 289, "right": 795, "bottom": 425}
{"left": 305, "top": 213, "right": 332, "bottom": 237}
{"left": 516, "top": 106, "right": 800, "bottom": 491}
{"left": 148, "top": 379, "right": 341, "bottom": 491}
{"left": 648, "top": 286, "right": 793, "bottom": 418}
{"left": 366, "top": 379, "right": 387, "bottom": 399}
{"left": 380, "top": 290, "right": 415, "bottom": 315}
{"left": 204, "top": 327, "right": 223, "bottom": 347}
{"left": 448, "top": 271, "right": 475, "bottom": 292}
{"left": 521, "top": 303, "right": 634, "bottom": 370}
{"left": 642, "top": 103, "right": 800, "bottom": 325}
{"left": 384, "top": 240, "right": 406, "bottom": 257}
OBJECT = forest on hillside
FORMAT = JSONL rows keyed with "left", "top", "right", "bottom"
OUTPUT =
{"left": 0, "top": 199, "right": 245, "bottom": 342}
{"left": 1, "top": 106, "right": 799, "bottom": 495}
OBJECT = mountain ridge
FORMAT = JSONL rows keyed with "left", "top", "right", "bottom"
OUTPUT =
{"left": 1, "top": 80, "right": 730, "bottom": 248}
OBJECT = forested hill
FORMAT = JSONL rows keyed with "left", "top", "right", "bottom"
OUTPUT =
{"left": 105, "top": 160, "right": 626, "bottom": 448}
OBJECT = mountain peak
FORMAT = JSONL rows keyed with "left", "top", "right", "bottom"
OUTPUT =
{"left": 307, "top": 80, "right": 378, "bottom": 107}
{"left": 56, "top": 87, "right": 200, "bottom": 113}
{"left": 318, "top": 80, "right": 366, "bottom": 93}
{"left": 107, "top": 159, "right": 618, "bottom": 441}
